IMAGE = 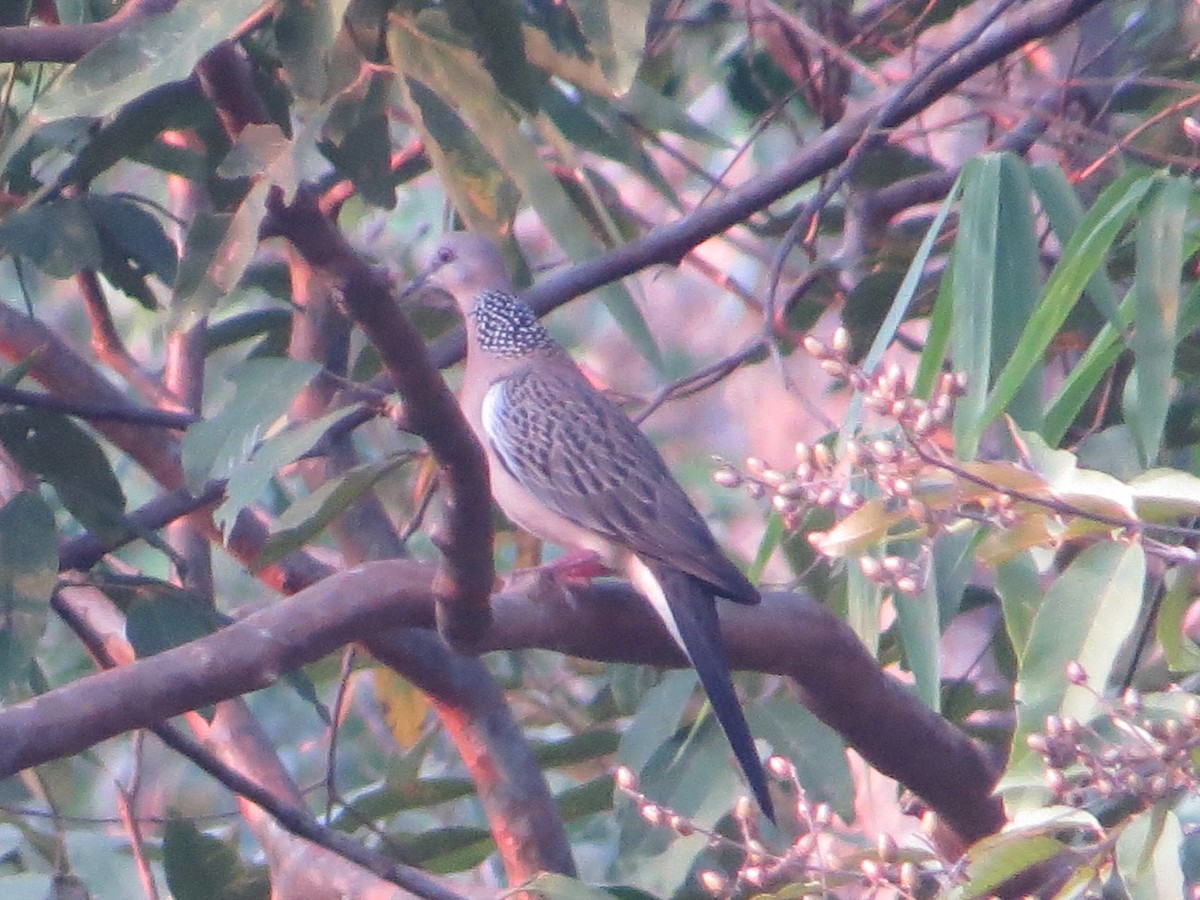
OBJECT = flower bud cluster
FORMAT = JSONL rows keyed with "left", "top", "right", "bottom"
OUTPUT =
{"left": 714, "top": 328, "right": 967, "bottom": 593}
{"left": 618, "top": 758, "right": 946, "bottom": 897}
{"left": 1025, "top": 665, "right": 1200, "bottom": 811}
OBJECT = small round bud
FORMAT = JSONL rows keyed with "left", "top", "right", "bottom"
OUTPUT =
{"left": 861, "top": 859, "right": 882, "bottom": 881}
{"left": 812, "top": 443, "right": 832, "bottom": 469}
{"left": 802, "top": 335, "right": 827, "bottom": 357}
{"left": 745, "top": 456, "right": 769, "bottom": 477}
{"left": 713, "top": 468, "right": 742, "bottom": 488}
{"left": 832, "top": 327, "right": 850, "bottom": 353}
{"left": 1065, "top": 660, "right": 1088, "bottom": 685}
{"left": 1045, "top": 768, "right": 1066, "bottom": 794}
{"left": 900, "top": 861, "right": 918, "bottom": 890}
{"left": 743, "top": 866, "right": 765, "bottom": 887}
{"left": 641, "top": 803, "right": 664, "bottom": 826}
{"left": 699, "top": 870, "right": 727, "bottom": 895}
{"left": 877, "top": 833, "right": 896, "bottom": 862}
{"left": 768, "top": 755, "right": 795, "bottom": 779}
{"left": 1123, "top": 687, "right": 1142, "bottom": 712}
{"left": 735, "top": 795, "right": 755, "bottom": 820}
{"left": 814, "top": 803, "right": 832, "bottom": 827}
{"left": 860, "top": 556, "right": 882, "bottom": 579}
{"left": 1026, "top": 733, "right": 1049, "bottom": 755}
{"left": 615, "top": 766, "right": 638, "bottom": 790}
{"left": 669, "top": 814, "right": 695, "bottom": 836}
{"left": 895, "top": 575, "right": 919, "bottom": 594}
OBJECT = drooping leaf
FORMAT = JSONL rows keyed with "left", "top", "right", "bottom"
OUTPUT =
{"left": 0, "top": 410, "right": 127, "bottom": 542}
{"left": 373, "top": 667, "right": 430, "bottom": 750}
{"left": 261, "top": 454, "right": 409, "bottom": 566}
{"left": 0, "top": 198, "right": 102, "bottom": 278}
{"left": 569, "top": 0, "right": 653, "bottom": 95}
{"left": 749, "top": 695, "right": 855, "bottom": 821}
{"left": 1128, "top": 176, "right": 1189, "bottom": 465}
{"left": 180, "top": 358, "right": 321, "bottom": 493}
{"left": 124, "top": 589, "right": 220, "bottom": 659}
{"left": 163, "top": 817, "right": 269, "bottom": 900}
{"left": 1006, "top": 541, "right": 1145, "bottom": 782}
{"left": 213, "top": 403, "right": 364, "bottom": 533}
{"left": 32, "top": 1, "right": 267, "bottom": 123}
{"left": 0, "top": 492, "right": 56, "bottom": 696}
{"left": 982, "top": 173, "right": 1154, "bottom": 430}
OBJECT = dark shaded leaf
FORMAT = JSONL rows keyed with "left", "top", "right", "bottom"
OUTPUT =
{"left": 0, "top": 492, "right": 55, "bottom": 696}
{"left": 0, "top": 410, "right": 126, "bottom": 541}
{"left": 163, "top": 818, "right": 270, "bottom": 900}
{"left": 0, "top": 199, "right": 101, "bottom": 277}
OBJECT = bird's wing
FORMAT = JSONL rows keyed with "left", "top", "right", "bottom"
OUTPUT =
{"left": 482, "top": 366, "right": 759, "bottom": 604}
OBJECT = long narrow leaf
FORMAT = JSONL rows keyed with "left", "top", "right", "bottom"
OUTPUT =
{"left": 982, "top": 175, "right": 1155, "bottom": 429}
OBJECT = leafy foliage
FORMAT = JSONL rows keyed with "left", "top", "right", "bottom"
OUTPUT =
{"left": 0, "top": 0, "right": 1197, "bottom": 898}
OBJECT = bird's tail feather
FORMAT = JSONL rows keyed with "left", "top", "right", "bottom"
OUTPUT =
{"left": 649, "top": 562, "right": 775, "bottom": 823}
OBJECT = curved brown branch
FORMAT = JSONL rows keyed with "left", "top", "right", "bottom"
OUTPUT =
{"left": 0, "top": 560, "right": 1003, "bottom": 843}
{"left": 0, "top": 0, "right": 178, "bottom": 63}
{"left": 260, "top": 186, "right": 495, "bottom": 646}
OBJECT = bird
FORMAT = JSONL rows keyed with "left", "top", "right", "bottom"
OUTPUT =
{"left": 410, "top": 232, "right": 774, "bottom": 821}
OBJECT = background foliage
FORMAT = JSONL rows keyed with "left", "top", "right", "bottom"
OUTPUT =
{"left": 0, "top": 0, "right": 1198, "bottom": 898}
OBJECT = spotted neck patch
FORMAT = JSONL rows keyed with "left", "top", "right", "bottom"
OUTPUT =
{"left": 470, "top": 289, "right": 557, "bottom": 357}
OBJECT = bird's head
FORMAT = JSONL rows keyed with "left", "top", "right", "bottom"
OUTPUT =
{"left": 401, "top": 232, "right": 513, "bottom": 322}
{"left": 401, "top": 232, "right": 557, "bottom": 358}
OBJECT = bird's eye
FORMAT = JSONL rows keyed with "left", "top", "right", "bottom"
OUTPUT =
{"left": 437, "top": 247, "right": 456, "bottom": 264}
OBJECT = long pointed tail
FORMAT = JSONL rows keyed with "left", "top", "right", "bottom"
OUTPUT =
{"left": 647, "top": 561, "right": 775, "bottom": 822}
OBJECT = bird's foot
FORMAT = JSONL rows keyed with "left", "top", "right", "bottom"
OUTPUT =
{"left": 537, "top": 549, "right": 608, "bottom": 587}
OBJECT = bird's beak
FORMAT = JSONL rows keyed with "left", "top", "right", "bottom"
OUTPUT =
{"left": 396, "top": 256, "right": 440, "bottom": 305}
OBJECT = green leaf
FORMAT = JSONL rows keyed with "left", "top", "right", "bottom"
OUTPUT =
{"left": 163, "top": 817, "right": 269, "bottom": 900}
{"left": 519, "top": 873, "right": 628, "bottom": 900}
{"left": 33, "top": 1, "right": 267, "bottom": 122}
{"left": 1128, "top": 176, "right": 1190, "bottom": 464}
{"left": 172, "top": 179, "right": 276, "bottom": 320}
{"left": 397, "top": 75, "right": 521, "bottom": 236}
{"left": 260, "top": 453, "right": 407, "bottom": 566}
{"left": 570, "top": 0, "right": 652, "bottom": 94}
{"left": 894, "top": 569, "right": 940, "bottom": 712}
{"left": 982, "top": 174, "right": 1154, "bottom": 430}
{"left": 849, "top": 170, "right": 961, "bottom": 433}
{"left": 273, "top": 0, "right": 353, "bottom": 102}
{"left": 396, "top": 824, "right": 494, "bottom": 873}
{"left": 0, "top": 198, "right": 102, "bottom": 277}
{"left": 390, "top": 17, "right": 662, "bottom": 368}
{"left": 0, "top": 410, "right": 127, "bottom": 542}
{"left": 749, "top": 695, "right": 855, "bottom": 821}
{"left": 0, "top": 492, "right": 56, "bottom": 695}
{"left": 1028, "top": 163, "right": 1121, "bottom": 326}
{"left": 213, "top": 403, "right": 364, "bottom": 533}
{"left": 616, "top": 669, "right": 694, "bottom": 775}
{"left": 86, "top": 194, "right": 178, "bottom": 295}
{"left": 1156, "top": 565, "right": 1200, "bottom": 672}
{"left": 1007, "top": 541, "right": 1145, "bottom": 781}
{"left": 949, "top": 154, "right": 1002, "bottom": 458}
{"left": 1116, "top": 805, "right": 1185, "bottom": 900}
{"left": 124, "top": 589, "right": 220, "bottom": 659}
{"left": 1041, "top": 289, "right": 1133, "bottom": 447}
{"left": 995, "top": 552, "right": 1042, "bottom": 659}
{"left": 444, "top": 0, "right": 541, "bottom": 112}
{"left": 180, "top": 358, "right": 321, "bottom": 493}
{"left": 990, "top": 154, "right": 1042, "bottom": 432}
{"left": 318, "top": 74, "right": 397, "bottom": 209}
{"left": 961, "top": 806, "right": 1103, "bottom": 897}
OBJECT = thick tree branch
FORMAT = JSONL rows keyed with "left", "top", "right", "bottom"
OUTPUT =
{"left": 0, "top": 561, "right": 1003, "bottom": 843}
{"left": 0, "top": 0, "right": 178, "bottom": 63}
{"left": 260, "top": 187, "right": 495, "bottom": 646}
